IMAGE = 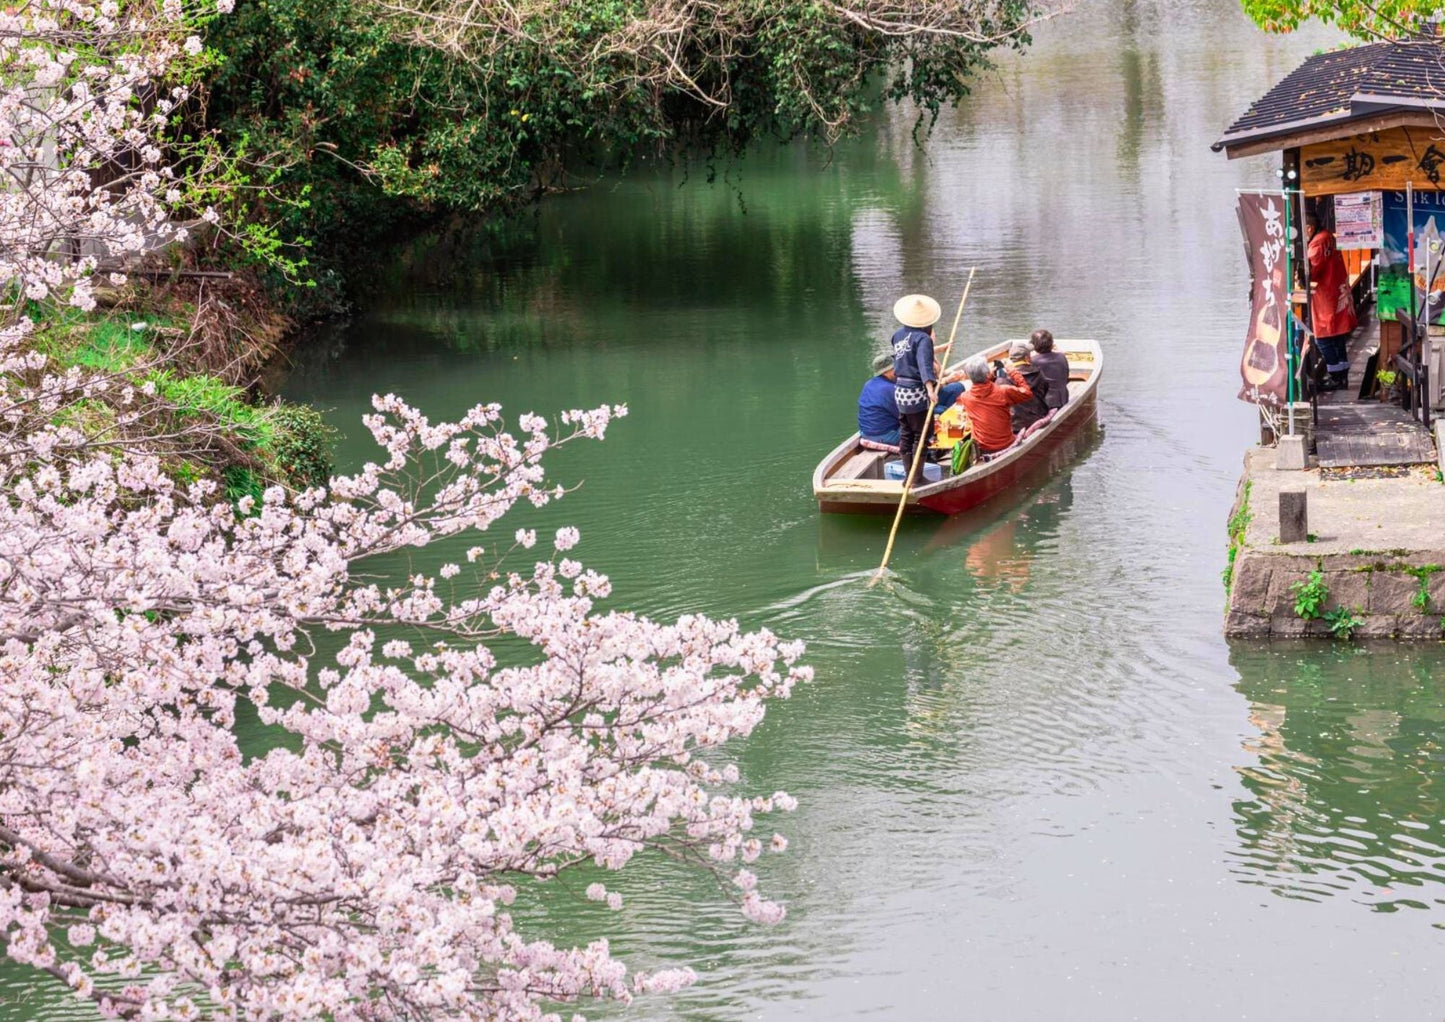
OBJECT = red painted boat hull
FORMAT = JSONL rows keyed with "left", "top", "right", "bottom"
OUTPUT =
{"left": 816, "top": 391, "right": 1098, "bottom": 515}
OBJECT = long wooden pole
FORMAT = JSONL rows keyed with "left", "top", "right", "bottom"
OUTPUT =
{"left": 869, "top": 267, "right": 977, "bottom": 586}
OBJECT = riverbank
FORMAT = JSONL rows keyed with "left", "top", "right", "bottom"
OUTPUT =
{"left": 27, "top": 276, "right": 333, "bottom": 501}
{"left": 1225, "top": 444, "right": 1445, "bottom": 638}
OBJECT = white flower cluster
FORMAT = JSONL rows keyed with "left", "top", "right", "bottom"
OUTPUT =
{"left": 0, "top": 0, "right": 229, "bottom": 321}
{"left": 0, "top": 320, "right": 810, "bottom": 1018}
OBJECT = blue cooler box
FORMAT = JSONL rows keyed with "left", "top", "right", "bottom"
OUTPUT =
{"left": 883, "top": 460, "right": 943, "bottom": 483}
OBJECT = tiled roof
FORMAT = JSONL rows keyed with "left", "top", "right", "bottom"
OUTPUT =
{"left": 1216, "top": 40, "right": 1445, "bottom": 150}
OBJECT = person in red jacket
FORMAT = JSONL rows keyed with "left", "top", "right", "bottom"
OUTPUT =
{"left": 1306, "top": 213, "right": 1359, "bottom": 390}
{"left": 960, "top": 355, "right": 1033, "bottom": 455}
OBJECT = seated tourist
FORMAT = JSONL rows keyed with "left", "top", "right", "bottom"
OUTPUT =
{"left": 959, "top": 354, "right": 1033, "bottom": 456}
{"left": 857, "top": 352, "right": 963, "bottom": 448}
{"left": 1007, "top": 341, "right": 1051, "bottom": 433}
{"left": 1028, "top": 329, "right": 1070, "bottom": 411}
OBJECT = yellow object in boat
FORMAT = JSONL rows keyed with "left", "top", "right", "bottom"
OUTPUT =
{"left": 932, "top": 404, "right": 971, "bottom": 451}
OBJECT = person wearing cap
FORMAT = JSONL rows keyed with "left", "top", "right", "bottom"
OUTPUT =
{"left": 959, "top": 354, "right": 1033, "bottom": 456}
{"left": 890, "top": 293, "right": 944, "bottom": 483}
{"left": 1028, "top": 329, "right": 1070, "bottom": 412}
{"left": 857, "top": 351, "right": 965, "bottom": 449}
{"left": 1006, "top": 340, "right": 1051, "bottom": 433}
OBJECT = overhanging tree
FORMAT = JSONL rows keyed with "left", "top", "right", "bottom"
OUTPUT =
{"left": 0, "top": 4, "right": 812, "bottom": 1019}
{"left": 1240, "top": 0, "right": 1442, "bottom": 36}
{"left": 200, "top": 0, "right": 1061, "bottom": 294}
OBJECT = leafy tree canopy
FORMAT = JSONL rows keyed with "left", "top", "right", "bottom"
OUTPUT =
{"left": 202, "top": 0, "right": 1051, "bottom": 299}
{"left": 1241, "top": 0, "right": 1443, "bottom": 36}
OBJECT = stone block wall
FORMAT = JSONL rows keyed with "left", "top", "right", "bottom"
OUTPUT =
{"left": 1226, "top": 549, "right": 1445, "bottom": 639}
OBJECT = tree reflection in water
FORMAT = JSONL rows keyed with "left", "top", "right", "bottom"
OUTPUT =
{"left": 1230, "top": 645, "right": 1445, "bottom": 914}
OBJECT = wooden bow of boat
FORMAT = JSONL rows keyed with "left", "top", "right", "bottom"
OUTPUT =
{"left": 813, "top": 339, "right": 1103, "bottom": 516}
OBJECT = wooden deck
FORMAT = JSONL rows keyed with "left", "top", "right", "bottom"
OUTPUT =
{"left": 1312, "top": 314, "right": 1436, "bottom": 469}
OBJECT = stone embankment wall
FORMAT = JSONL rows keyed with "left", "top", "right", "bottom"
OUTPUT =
{"left": 1227, "top": 549, "right": 1445, "bottom": 638}
{"left": 1224, "top": 446, "right": 1445, "bottom": 640}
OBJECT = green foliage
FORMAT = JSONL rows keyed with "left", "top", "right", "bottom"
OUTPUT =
{"left": 1240, "top": 0, "right": 1441, "bottom": 36}
{"left": 224, "top": 465, "right": 265, "bottom": 511}
{"left": 1223, "top": 481, "right": 1253, "bottom": 592}
{"left": 201, "top": 0, "right": 1035, "bottom": 300}
{"left": 1324, "top": 605, "right": 1364, "bottom": 640}
{"left": 1292, "top": 569, "right": 1330, "bottom": 619}
{"left": 75, "top": 322, "right": 154, "bottom": 372}
{"left": 146, "top": 369, "right": 272, "bottom": 444}
{"left": 144, "top": 374, "right": 337, "bottom": 491}
{"left": 263, "top": 402, "right": 336, "bottom": 489}
{"left": 1407, "top": 564, "right": 1441, "bottom": 611}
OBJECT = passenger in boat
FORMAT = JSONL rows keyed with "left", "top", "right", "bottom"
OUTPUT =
{"left": 857, "top": 353, "right": 963, "bottom": 449}
{"left": 1007, "top": 341, "right": 1051, "bottom": 433}
{"left": 890, "top": 293, "right": 943, "bottom": 482}
{"left": 959, "top": 355, "right": 1033, "bottom": 456}
{"left": 1028, "top": 329, "right": 1070, "bottom": 411}
{"left": 1305, "top": 212, "right": 1358, "bottom": 390}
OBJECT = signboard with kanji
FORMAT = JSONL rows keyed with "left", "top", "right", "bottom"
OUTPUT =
{"left": 1301, "top": 127, "right": 1445, "bottom": 196}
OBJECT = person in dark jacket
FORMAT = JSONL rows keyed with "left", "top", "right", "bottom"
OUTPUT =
{"left": 1007, "top": 341, "right": 1050, "bottom": 432}
{"left": 1028, "top": 329, "right": 1070, "bottom": 411}
{"left": 890, "top": 293, "right": 943, "bottom": 484}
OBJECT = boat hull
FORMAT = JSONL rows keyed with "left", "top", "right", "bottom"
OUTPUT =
{"left": 816, "top": 390, "right": 1098, "bottom": 515}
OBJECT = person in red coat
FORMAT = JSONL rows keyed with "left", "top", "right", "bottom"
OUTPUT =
{"left": 960, "top": 355, "right": 1034, "bottom": 455}
{"left": 1307, "top": 213, "right": 1359, "bottom": 390}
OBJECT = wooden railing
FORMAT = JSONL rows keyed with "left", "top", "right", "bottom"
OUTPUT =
{"left": 1395, "top": 314, "right": 1432, "bottom": 429}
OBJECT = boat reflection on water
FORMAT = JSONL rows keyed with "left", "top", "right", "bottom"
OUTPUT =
{"left": 814, "top": 420, "right": 1100, "bottom": 584}
{"left": 1229, "top": 643, "right": 1445, "bottom": 912}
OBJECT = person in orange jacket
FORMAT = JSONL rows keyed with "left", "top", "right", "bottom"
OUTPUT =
{"left": 1306, "top": 212, "right": 1358, "bottom": 390}
{"left": 960, "top": 355, "right": 1033, "bottom": 455}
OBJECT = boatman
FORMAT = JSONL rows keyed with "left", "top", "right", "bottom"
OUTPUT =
{"left": 890, "top": 293, "right": 943, "bottom": 485}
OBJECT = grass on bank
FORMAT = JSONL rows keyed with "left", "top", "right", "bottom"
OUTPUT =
{"left": 27, "top": 298, "right": 335, "bottom": 503}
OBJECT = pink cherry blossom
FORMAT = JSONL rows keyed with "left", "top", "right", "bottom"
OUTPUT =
{"left": 0, "top": 8, "right": 807, "bottom": 1017}
{"left": 0, "top": 352, "right": 809, "bottom": 1018}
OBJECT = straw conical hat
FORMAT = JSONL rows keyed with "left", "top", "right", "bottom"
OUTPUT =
{"left": 893, "top": 294, "right": 941, "bottom": 329}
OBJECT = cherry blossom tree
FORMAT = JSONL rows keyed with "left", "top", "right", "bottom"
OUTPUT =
{"left": 0, "top": 3, "right": 809, "bottom": 1018}
{"left": 0, "top": 0, "right": 238, "bottom": 315}
{"left": 0, "top": 357, "right": 808, "bottom": 1019}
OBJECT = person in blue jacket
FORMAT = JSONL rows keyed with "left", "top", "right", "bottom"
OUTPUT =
{"left": 890, "top": 293, "right": 943, "bottom": 483}
{"left": 857, "top": 352, "right": 963, "bottom": 448}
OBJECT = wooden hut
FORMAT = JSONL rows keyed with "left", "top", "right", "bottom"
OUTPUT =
{"left": 1214, "top": 36, "right": 1445, "bottom": 466}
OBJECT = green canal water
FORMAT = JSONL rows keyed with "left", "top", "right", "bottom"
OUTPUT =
{"left": 11, "top": 2, "right": 1445, "bottom": 1020}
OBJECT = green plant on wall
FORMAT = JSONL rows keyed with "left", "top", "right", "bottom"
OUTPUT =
{"left": 1407, "top": 565, "right": 1442, "bottom": 612}
{"left": 1292, "top": 569, "right": 1329, "bottom": 620}
{"left": 1223, "top": 480, "right": 1253, "bottom": 592}
{"left": 1324, "top": 606, "right": 1364, "bottom": 640}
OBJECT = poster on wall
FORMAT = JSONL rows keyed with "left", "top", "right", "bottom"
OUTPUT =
{"left": 1236, "top": 193, "right": 1291, "bottom": 407}
{"left": 1378, "top": 189, "right": 1445, "bottom": 324}
{"left": 1332, "top": 191, "right": 1382, "bottom": 250}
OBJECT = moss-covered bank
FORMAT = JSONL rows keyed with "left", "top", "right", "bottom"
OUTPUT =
{"left": 28, "top": 276, "right": 334, "bottom": 504}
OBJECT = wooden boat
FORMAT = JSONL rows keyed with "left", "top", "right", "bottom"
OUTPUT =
{"left": 813, "top": 339, "right": 1103, "bottom": 515}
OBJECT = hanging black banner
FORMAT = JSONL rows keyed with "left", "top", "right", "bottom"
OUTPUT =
{"left": 1237, "top": 193, "right": 1291, "bottom": 407}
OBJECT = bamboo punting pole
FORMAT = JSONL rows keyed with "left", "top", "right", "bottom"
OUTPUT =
{"left": 869, "top": 267, "right": 977, "bottom": 587}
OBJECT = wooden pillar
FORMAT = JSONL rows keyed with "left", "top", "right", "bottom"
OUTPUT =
{"left": 1284, "top": 148, "right": 1308, "bottom": 299}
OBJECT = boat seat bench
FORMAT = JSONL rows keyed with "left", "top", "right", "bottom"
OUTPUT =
{"left": 831, "top": 450, "right": 881, "bottom": 481}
